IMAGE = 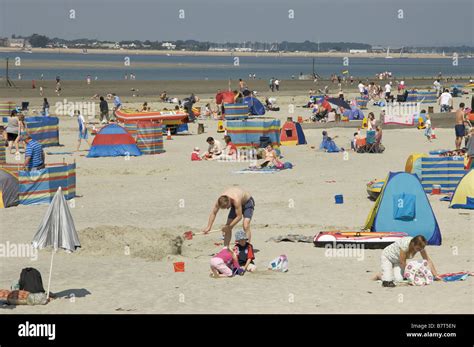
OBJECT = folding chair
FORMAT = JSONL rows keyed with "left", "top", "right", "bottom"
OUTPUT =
{"left": 366, "top": 130, "right": 377, "bottom": 153}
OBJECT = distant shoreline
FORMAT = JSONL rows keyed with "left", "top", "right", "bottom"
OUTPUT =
{"left": 0, "top": 47, "right": 461, "bottom": 59}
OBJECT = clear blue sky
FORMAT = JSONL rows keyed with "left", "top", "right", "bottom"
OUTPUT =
{"left": 0, "top": 0, "right": 473, "bottom": 46}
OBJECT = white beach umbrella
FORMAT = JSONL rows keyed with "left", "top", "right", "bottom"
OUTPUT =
{"left": 32, "top": 187, "right": 81, "bottom": 298}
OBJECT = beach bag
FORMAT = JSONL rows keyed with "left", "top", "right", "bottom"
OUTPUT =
{"left": 19, "top": 268, "right": 45, "bottom": 294}
{"left": 283, "top": 162, "right": 293, "bottom": 169}
{"left": 269, "top": 255, "right": 288, "bottom": 272}
{"left": 404, "top": 260, "right": 434, "bottom": 286}
{"left": 393, "top": 193, "right": 416, "bottom": 221}
{"left": 7, "top": 290, "right": 30, "bottom": 305}
{"left": 27, "top": 292, "right": 48, "bottom": 305}
{"left": 275, "top": 162, "right": 284, "bottom": 169}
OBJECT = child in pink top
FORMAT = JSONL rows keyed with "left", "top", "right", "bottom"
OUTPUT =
{"left": 210, "top": 247, "right": 241, "bottom": 278}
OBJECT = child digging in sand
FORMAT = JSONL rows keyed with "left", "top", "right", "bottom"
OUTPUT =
{"left": 375, "top": 235, "right": 440, "bottom": 287}
{"left": 233, "top": 230, "right": 256, "bottom": 273}
{"left": 210, "top": 247, "right": 242, "bottom": 278}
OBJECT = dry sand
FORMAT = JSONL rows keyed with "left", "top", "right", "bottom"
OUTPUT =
{"left": 0, "top": 83, "right": 472, "bottom": 314}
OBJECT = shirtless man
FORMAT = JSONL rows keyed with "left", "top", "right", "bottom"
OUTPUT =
{"left": 455, "top": 103, "right": 466, "bottom": 150}
{"left": 203, "top": 187, "right": 255, "bottom": 248}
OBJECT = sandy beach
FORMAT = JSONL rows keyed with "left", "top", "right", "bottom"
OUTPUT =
{"left": 0, "top": 79, "right": 472, "bottom": 314}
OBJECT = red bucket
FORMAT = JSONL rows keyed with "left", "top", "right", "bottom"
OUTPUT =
{"left": 432, "top": 185, "right": 441, "bottom": 195}
{"left": 183, "top": 231, "right": 193, "bottom": 240}
{"left": 173, "top": 262, "right": 185, "bottom": 272}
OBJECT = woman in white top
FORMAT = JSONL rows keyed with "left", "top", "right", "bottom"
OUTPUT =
{"left": 375, "top": 235, "right": 440, "bottom": 287}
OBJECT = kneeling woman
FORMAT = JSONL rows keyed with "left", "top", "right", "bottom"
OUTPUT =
{"left": 375, "top": 235, "right": 441, "bottom": 287}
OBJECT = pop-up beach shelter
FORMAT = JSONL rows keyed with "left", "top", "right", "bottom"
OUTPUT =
{"left": 364, "top": 172, "right": 442, "bottom": 245}
{"left": 449, "top": 170, "right": 474, "bottom": 209}
{"left": 243, "top": 96, "right": 266, "bottom": 116}
{"left": 0, "top": 168, "right": 19, "bottom": 208}
{"left": 280, "top": 119, "right": 307, "bottom": 146}
{"left": 87, "top": 124, "right": 142, "bottom": 158}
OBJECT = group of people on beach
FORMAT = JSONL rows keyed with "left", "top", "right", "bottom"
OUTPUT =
{"left": 1, "top": 110, "right": 45, "bottom": 171}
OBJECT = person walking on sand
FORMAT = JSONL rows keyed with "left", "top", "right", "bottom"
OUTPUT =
{"left": 203, "top": 187, "right": 255, "bottom": 248}
{"left": 99, "top": 96, "right": 109, "bottom": 124}
{"left": 455, "top": 103, "right": 466, "bottom": 150}
{"left": 274, "top": 78, "right": 280, "bottom": 91}
{"left": 76, "top": 110, "right": 92, "bottom": 151}
{"left": 439, "top": 88, "right": 453, "bottom": 113}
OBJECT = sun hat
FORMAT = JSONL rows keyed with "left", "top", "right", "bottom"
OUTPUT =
{"left": 193, "top": 147, "right": 200, "bottom": 152}
{"left": 235, "top": 230, "right": 248, "bottom": 241}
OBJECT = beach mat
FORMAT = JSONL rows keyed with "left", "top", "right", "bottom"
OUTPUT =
{"left": 234, "top": 167, "right": 279, "bottom": 174}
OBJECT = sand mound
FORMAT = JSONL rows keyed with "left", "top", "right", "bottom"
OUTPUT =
{"left": 78, "top": 225, "right": 183, "bottom": 261}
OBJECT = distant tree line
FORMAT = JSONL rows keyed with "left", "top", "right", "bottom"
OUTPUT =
{"left": 8, "top": 34, "right": 474, "bottom": 53}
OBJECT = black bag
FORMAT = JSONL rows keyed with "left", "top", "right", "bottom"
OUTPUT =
{"left": 19, "top": 268, "right": 45, "bottom": 294}
{"left": 259, "top": 136, "right": 272, "bottom": 148}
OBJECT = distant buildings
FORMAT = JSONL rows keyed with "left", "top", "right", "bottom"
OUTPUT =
{"left": 8, "top": 38, "right": 25, "bottom": 48}
{"left": 162, "top": 42, "right": 176, "bottom": 50}
{"left": 349, "top": 49, "right": 368, "bottom": 54}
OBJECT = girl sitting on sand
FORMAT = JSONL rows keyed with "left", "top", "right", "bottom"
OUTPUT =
{"left": 258, "top": 144, "right": 282, "bottom": 168}
{"left": 210, "top": 247, "right": 241, "bottom": 278}
{"left": 374, "top": 235, "right": 441, "bottom": 287}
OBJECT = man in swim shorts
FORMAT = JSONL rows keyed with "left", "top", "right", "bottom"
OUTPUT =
{"left": 203, "top": 187, "right": 255, "bottom": 248}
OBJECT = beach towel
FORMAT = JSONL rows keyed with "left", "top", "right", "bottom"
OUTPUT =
{"left": 46, "top": 151, "right": 73, "bottom": 155}
{"left": 429, "top": 149, "right": 450, "bottom": 155}
{"left": 404, "top": 260, "right": 434, "bottom": 286}
{"left": 439, "top": 196, "right": 452, "bottom": 202}
{"left": 268, "top": 255, "right": 289, "bottom": 272}
{"left": 266, "top": 234, "right": 313, "bottom": 243}
{"left": 234, "top": 167, "right": 279, "bottom": 174}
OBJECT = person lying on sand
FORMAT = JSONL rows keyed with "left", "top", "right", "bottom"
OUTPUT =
{"left": 374, "top": 235, "right": 441, "bottom": 287}
{"left": 203, "top": 187, "right": 255, "bottom": 248}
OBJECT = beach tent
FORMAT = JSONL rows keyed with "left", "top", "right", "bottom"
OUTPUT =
{"left": 0, "top": 168, "right": 19, "bottom": 208}
{"left": 280, "top": 120, "right": 307, "bottom": 146}
{"left": 343, "top": 107, "right": 364, "bottom": 120}
{"left": 449, "top": 170, "right": 474, "bottom": 209}
{"left": 226, "top": 118, "right": 280, "bottom": 147}
{"left": 224, "top": 103, "right": 249, "bottom": 120}
{"left": 405, "top": 153, "right": 428, "bottom": 179}
{"left": 243, "top": 96, "right": 265, "bottom": 116}
{"left": 420, "top": 156, "right": 466, "bottom": 193}
{"left": 364, "top": 172, "right": 442, "bottom": 245}
{"left": 87, "top": 124, "right": 142, "bottom": 158}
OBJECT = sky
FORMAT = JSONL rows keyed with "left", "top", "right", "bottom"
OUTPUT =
{"left": 0, "top": 0, "right": 473, "bottom": 46}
